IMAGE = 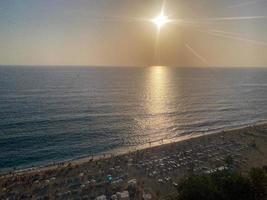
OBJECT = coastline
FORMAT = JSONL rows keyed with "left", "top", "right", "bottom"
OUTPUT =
{"left": 1, "top": 121, "right": 267, "bottom": 199}
{"left": 1, "top": 120, "right": 266, "bottom": 178}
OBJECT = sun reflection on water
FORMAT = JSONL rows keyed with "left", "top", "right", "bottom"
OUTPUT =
{"left": 131, "top": 66, "right": 175, "bottom": 145}
{"left": 147, "top": 66, "right": 170, "bottom": 115}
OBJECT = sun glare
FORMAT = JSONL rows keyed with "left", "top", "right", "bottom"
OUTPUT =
{"left": 152, "top": 12, "right": 170, "bottom": 29}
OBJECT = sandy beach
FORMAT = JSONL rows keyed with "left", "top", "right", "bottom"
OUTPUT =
{"left": 1, "top": 122, "right": 267, "bottom": 199}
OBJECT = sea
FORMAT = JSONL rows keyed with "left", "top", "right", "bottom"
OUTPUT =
{"left": 0, "top": 66, "right": 267, "bottom": 172}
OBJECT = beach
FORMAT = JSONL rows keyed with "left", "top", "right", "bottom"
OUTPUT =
{"left": 1, "top": 122, "right": 267, "bottom": 199}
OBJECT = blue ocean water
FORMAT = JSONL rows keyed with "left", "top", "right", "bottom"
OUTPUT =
{"left": 0, "top": 66, "right": 267, "bottom": 172}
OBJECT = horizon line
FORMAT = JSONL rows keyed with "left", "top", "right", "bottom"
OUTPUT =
{"left": 0, "top": 64, "right": 267, "bottom": 68}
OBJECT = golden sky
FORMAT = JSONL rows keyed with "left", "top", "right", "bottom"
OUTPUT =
{"left": 0, "top": 0, "right": 267, "bottom": 67}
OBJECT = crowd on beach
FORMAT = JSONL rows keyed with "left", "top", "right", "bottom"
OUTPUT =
{"left": 0, "top": 124, "right": 267, "bottom": 199}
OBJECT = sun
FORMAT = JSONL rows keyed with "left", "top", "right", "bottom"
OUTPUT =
{"left": 152, "top": 12, "right": 170, "bottom": 29}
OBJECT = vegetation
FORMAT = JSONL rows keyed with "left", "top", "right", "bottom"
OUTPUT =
{"left": 176, "top": 167, "right": 267, "bottom": 200}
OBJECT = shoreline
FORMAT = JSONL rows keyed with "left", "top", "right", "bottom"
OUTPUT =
{"left": 1, "top": 121, "right": 267, "bottom": 199}
{"left": 1, "top": 120, "right": 266, "bottom": 178}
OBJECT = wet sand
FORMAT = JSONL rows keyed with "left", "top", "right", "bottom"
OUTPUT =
{"left": 1, "top": 122, "right": 267, "bottom": 199}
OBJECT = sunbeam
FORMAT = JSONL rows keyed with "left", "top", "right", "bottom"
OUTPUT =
{"left": 84, "top": 15, "right": 267, "bottom": 25}
{"left": 195, "top": 29, "right": 267, "bottom": 47}
{"left": 185, "top": 43, "right": 208, "bottom": 64}
{"left": 152, "top": 0, "right": 171, "bottom": 65}
{"left": 208, "top": 29, "right": 248, "bottom": 37}
{"left": 154, "top": 27, "right": 162, "bottom": 65}
{"left": 181, "top": 15, "right": 267, "bottom": 23}
{"left": 229, "top": 0, "right": 266, "bottom": 9}
{"left": 86, "top": 15, "right": 150, "bottom": 23}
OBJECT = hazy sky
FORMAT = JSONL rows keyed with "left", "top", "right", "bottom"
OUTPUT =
{"left": 0, "top": 0, "right": 267, "bottom": 67}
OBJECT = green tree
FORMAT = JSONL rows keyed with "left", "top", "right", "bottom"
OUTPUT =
{"left": 177, "top": 175, "right": 221, "bottom": 200}
{"left": 176, "top": 168, "right": 267, "bottom": 200}
{"left": 249, "top": 168, "right": 267, "bottom": 200}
